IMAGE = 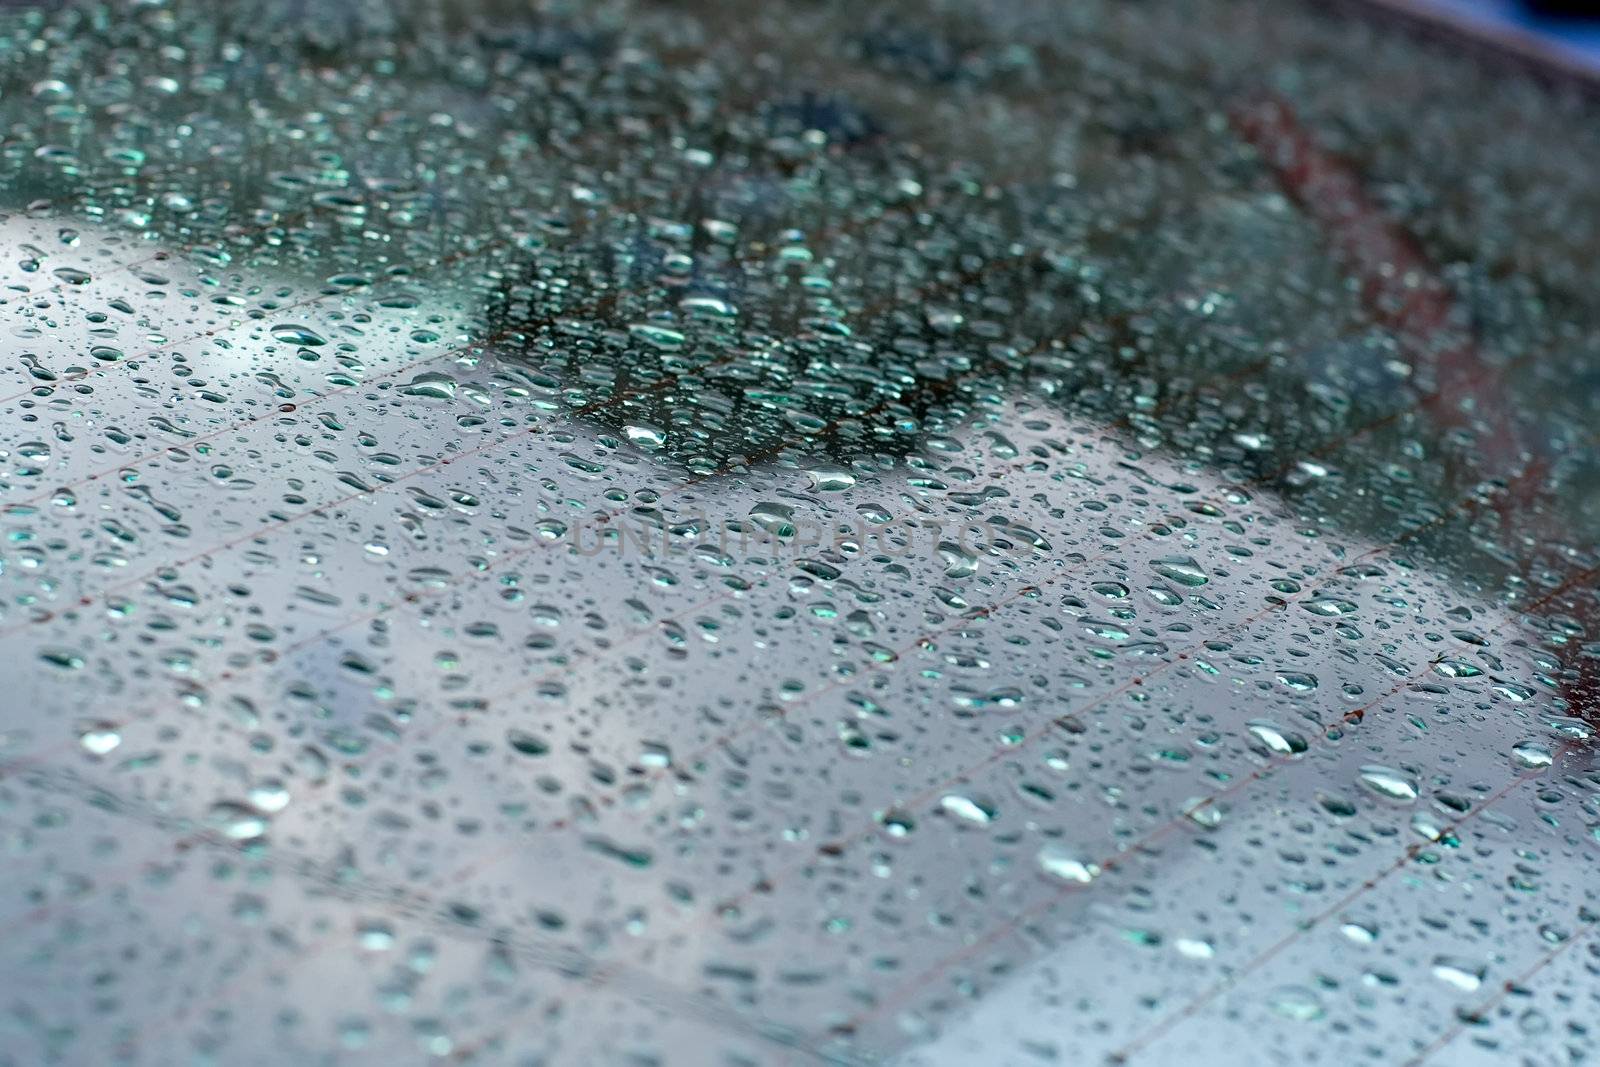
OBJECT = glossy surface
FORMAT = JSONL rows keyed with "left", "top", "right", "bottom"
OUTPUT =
{"left": 0, "top": 2, "right": 1597, "bottom": 1064}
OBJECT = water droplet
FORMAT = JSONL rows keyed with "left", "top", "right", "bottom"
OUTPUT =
{"left": 624, "top": 423, "right": 667, "bottom": 450}
{"left": 357, "top": 921, "right": 395, "bottom": 951}
{"left": 1037, "top": 844, "right": 1099, "bottom": 884}
{"left": 248, "top": 779, "right": 291, "bottom": 813}
{"left": 1511, "top": 740, "right": 1554, "bottom": 770}
{"left": 1151, "top": 555, "right": 1209, "bottom": 587}
{"left": 208, "top": 801, "right": 268, "bottom": 841}
{"left": 1302, "top": 596, "right": 1358, "bottom": 616}
{"left": 1266, "top": 986, "right": 1325, "bottom": 1021}
{"left": 940, "top": 794, "right": 995, "bottom": 825}
{"left": 78, "top": 723, "right": 121, "bottom": 756}
{"left": 507, "top": 729, "right": 550, "bottom": 757}
{"left": 1247, "top": 719, "right": 1308, "bottom": 756}
{"left": 401, "top": 372, "right": 458, "bottom": 400}
{"left": 1357, "top": 765, "right": 1419, "bottom": 803}
{"left": 628, "top": 323, "right": 686, "bottom": 350}
{"left": 271, "top": 324, "right": 328, "bottom": 346}
{"left": 1432, "top": 956, "right": 1486, "bottom": 992}
{"left": 805, "top": 462, "right": 856, "bottom": 491}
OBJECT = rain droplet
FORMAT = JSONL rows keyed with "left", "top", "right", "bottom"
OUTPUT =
{"left": 628, "top": 323, "right": 686, "bottom": 350}
{"left": 78, "top": 723, "right": 121, "bottom": 756}
{"left": 1266, "top": 986, "right": 1325, "bottom": 1021}
{"left": 1246, "top": 719, "right": 1308, "bottom": 756}
{"left": 401, "top": 372, "right": 458, "bottom": 400}
{"left": 1357, "top": 765, "right": 1419, "bottom": 803}
{"left": 1037, "top": 844, "right": 1099, "bottom": 884}
{"left": 805, "top": 462, "right": 856, "bottom": 492}
{"left": 208, "top": 801, "right": 268, "bottom": 841}
{"left": 940, "top": 794, "right": 995, "bottom": 825}
{"left": 271, "top": 324, "right": 328, "bottom": 346}
{"left": 1151, "top": 555, "right": 1209, "bottom": 587}
{"left": 507, "top": 729, "right": 550, "bottom": 757}
{"left": 624, "top": 423, "right": 667, "bottom": 451}
{"left": 1510, "top": 740, "right": 1554, "bottom": 771}
{"left": 1431, "top": 956, "right": 1485, "bottom": 992}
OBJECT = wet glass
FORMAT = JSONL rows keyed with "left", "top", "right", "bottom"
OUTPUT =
{"left": 0, "top": 0, "right": 1598, "bottom": 1064}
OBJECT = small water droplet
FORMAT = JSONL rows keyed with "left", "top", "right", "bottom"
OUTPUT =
{"left": 1037, "top": 844, "right": 1099, "bottom": 884}
{"left": 78, "top": 723, "right": 121, "bottom": 756}
{"left": 939, "top": 794, "right": 995, "bottom": 825}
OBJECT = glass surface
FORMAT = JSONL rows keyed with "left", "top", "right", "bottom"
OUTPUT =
{"left": 0, "top": 1, "right": 1597, "bottom": 1064}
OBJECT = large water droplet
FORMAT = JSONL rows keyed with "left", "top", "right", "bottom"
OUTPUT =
{"left": 1357, "top": 765, "right": 1419, "bottom": 803}
{"left": 1151, "top": 555, "right": 1209, "bottom": 587}
{"left": 271, "top": 324, "right": 328, "bottom": 346}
